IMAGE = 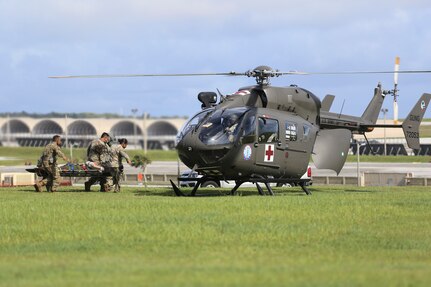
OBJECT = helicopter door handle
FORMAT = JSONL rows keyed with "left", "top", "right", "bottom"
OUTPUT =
{"left": 276, "top": 142, "right": 288, "bottom": 151}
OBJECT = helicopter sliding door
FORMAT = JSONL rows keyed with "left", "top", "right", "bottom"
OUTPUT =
{"left": 254, "top": 116, "right": 285, "bottom": 177}
{"left": 283, "top": 117, "right": 317, "bottom": 178}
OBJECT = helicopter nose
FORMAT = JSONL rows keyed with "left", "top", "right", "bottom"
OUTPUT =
{"left": 177, "top": 143, "right": 231, "bottom": 166}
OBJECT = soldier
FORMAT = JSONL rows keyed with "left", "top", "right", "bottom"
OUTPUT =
{"left": 34, "top": 135, "right": 69, "bottom": 192}
{"left": 111, "top": 138, "right": 132, "bottom": 192}
{"left": 84, "top": 132, "right": 113, "bottom": 192}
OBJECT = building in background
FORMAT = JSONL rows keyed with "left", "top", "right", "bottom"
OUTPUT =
{"left": 0, "top": 115, "right": 187, "bottom": 150}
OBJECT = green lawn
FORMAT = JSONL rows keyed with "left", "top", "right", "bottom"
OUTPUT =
{"left": 0, "top": 186, "right": 430, "bottom": 286}
{"left": 420, "top": 125, "right": 431, "bottom": 137}
{"left": 0, "top": 147, "right": 178, "bottom": 166}
{"left": 0, "top": 147, "right": 430, "bottom": 166}
{"left": 346, "top": 155, "right": 431, "bottom": 163}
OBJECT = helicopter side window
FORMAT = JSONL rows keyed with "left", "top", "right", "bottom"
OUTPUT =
{"left": 241, "top": 115, "right": 256, "bottom": 144}
{"left": 258, "top": 118, "right": 279, "bottom": 143}
{"left": 303, "top": 125, "right": 311, "bottom": 141}
{"left": 285, "top": 121, "right": 297, "bottom": 141}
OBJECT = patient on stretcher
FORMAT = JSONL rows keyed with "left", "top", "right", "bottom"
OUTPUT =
{"left": 86, "top": 161, "right": 104, "bottom": 172}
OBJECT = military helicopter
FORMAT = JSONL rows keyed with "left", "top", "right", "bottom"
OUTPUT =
{"left": 50, "top": 63, "right": 431, "bottom": 196}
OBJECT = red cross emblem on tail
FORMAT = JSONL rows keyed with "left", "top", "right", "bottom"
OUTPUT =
{"left": 264, "top": 144, "right": 275, "bottom": 162}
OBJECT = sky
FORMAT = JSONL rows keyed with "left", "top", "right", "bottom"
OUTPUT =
{"left": 0, "top": 0, "right": 430, "bottom": 118}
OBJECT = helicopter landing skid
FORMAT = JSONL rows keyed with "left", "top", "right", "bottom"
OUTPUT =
{"left": 299, "top": 182, "right": 312, "bottom": 195}
{"left": 170, "top": 177, "right": 206, "bottom": 197}
{"left": 171, "top": 176, "right": 310, "bottom": 197}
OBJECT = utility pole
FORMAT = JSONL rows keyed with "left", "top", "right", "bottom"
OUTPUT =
{"left": 381, "top": 108, "right": 388, "bottom": 156}
{"left": 69, "top": 143, "right": 78, "bottom": 162}
{"left": 131, "top": 108, "right": 138, "bottom": 148}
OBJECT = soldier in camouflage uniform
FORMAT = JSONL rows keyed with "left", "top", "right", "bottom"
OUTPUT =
{"left": 111, "top": 138, "right": 132, "bottom": 192}
{"left": 84, "top": 132, "right": 113, "bottom": 192}
{"left": 34, "top": 135, "right": 69, "bottom": 192}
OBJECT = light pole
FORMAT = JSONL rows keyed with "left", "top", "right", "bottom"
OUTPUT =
{"left": 6, "top": 114, "right": 10, "bottom": 144}
{"left": 65, "top": 114, "right": 69, "bottom": 150}
{"left": 131, "top": 108, "right": 138, "bottom": 148}
{"left": 356, "top": 138, "right": 360, "bottom": 186}
{"left": 381, "top": 108, "right": 388, "bottom": 156}
{"left": 69, "top": 143, "right": 79, "bottom": 162}
{"left": 143, "top": 112, "right": 148, "bottom": 153}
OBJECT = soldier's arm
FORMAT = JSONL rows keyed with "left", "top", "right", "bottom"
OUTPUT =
{"left": 42, "top": 147, "right": 50, "bottom": 167}
{"left": 55, "top": 146, "right": 69, "bottom": 162}
{"left": 95, "top": 142, "right": 105, "bottom": 154}
{"left": 119, "top": 150, "right": 132, "bottom": 165}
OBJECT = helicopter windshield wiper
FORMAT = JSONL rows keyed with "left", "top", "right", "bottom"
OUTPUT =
{"left": 194, "top": 110, "right": 214, "bottom": 132}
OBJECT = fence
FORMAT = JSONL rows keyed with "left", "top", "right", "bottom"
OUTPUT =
{"left": 2, "top": 172, "right": 430, "bottom": 188}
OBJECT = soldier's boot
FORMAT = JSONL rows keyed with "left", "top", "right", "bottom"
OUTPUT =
{"left": 102, "top": 183, "right": 111, "bottom": 192}
{"left": 84, "top": 181, "right": 92, "bottom": 192}
{"left": 46, "top": 184, "right": 52, "bottom": 192}
{"left": 34, "top": 182, "right": 42, "bottom": 192}
{"left": 50, "top": 184, "right": 58, "bottom": 193}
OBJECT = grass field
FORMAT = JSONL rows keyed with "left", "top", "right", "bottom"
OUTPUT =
{"left": 0, "top": 147, "right": 430, "bottom": 166}
{"left": 346, "top": 155, "right": 431, "bottom": 163}
{"left": 0, "top": 147, "right": 178, "bottom": 166}
{"left": 420, "top": 125, "right": 431, "bottom": 137}
{"left": 0, "top": 186, "right": 430, "bottom": 286}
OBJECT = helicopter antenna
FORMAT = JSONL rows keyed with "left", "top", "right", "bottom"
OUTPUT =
{"left": 338, "top": 99, "right": 346, "bottom": 119}
{"left": 216, "top": 88, "right": 226, "bottom": 102}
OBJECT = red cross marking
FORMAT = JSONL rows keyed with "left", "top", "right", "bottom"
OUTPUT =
{"left": 265, "top": 145, "right": 274, "bottom": 161}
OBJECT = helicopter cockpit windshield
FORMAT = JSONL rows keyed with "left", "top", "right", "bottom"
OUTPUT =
{"left": 176, "top": 108, "right": 214, "bottom": 144}
{"left": 198, "top": 107, "right": 249, "bottom": 145}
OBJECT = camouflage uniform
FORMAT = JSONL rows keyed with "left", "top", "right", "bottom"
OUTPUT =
{"left": 111, "top": 144, "right": 131, "bottom": 192}
{"left": 85, "top": 139, "right": 113, "bottom": 191}
{"left": 36, "top": 142, "right": 67, "bottom": 192}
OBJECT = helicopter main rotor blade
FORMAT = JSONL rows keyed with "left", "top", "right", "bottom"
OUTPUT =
{"left": 302, "top": 70, "right": 431, "bottom": 75}
{"left": 49, "top": 72, "right": 246, "bottom": 79}
{"left": 49, "top": 69, "right": 431, "bottom": 79}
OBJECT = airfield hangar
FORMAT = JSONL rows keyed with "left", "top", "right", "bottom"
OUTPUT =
{"left": 0, "top": 116, "right": 187, "bottom": 149}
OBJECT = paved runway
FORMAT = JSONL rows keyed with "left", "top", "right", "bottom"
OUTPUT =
{"left": 3, "top": 161, "right": 430, "bottom": 178}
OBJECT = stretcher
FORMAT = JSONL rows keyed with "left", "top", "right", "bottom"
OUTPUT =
{"left": 26, "top": 163, "right": 113, "bottom": 177}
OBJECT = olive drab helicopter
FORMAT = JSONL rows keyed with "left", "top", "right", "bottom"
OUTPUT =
{"left": 50, "top": 61, "right": 431, "bottom": 196}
